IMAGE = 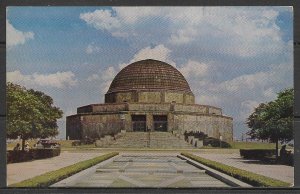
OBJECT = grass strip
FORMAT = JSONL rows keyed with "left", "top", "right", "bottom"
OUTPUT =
{"left": 9, "top": 152, "right": 118, "bottom": 187}
{"left": 181, "top": 152, "right": 290, "bottom": 187}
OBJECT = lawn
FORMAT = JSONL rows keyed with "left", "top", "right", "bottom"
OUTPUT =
{"left": 229, "top": 141, "right": 293, "bottom": 150}
{"left": 181, "top": 152, "right": 291, "bottom": 187}
{"left": 230, "top": 141, "right": 277, "bottom": 149}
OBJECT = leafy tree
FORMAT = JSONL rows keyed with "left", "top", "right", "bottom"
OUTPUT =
{"left": 7, "top": 83, "right": 63, "bottom": 150}
{"left": 246, "top": 88, "right": 293, "bottom": 159}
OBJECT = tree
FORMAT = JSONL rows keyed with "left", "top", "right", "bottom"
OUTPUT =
{"left": 246, "top": 88, "right": 293, "bottom": 159}
{"left": 7, "top": 82, "right": 63, "bottom": 150}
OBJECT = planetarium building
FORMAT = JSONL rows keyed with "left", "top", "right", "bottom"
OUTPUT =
{"left": 66, "top": 59, "right": 233, "bottom": 142}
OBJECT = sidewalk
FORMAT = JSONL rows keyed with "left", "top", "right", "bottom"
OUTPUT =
{"left": 7, "top": 151, "right": 105, "bottom": 185}
{"left": 193, "top": 152, "right": 294, "bottom": 184}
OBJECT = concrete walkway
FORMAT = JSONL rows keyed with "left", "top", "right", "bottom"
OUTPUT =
{"left": 7, "top": 150, "right": 294, "bottom": 187}
{"left": 52, "top": 153, "right": 229, "bottom": 188}
{"left": 193, "top": 153, "right": 294, "bottom": 184}
{"left": 7, "top": 151, "right": 105, "bottom": 185}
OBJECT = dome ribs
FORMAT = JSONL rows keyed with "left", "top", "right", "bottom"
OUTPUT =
{"left": 107, "top": 59, "right": 193, "bottom": 94}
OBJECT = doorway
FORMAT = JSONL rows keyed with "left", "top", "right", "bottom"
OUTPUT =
{"left": 153, "top": 115, "right": 168, "bottom": 131}
{"left": 132, "top": 115, "right": 146, "bottom": 132}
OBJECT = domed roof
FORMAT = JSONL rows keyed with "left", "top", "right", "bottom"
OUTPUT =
{"left": 107, "top": 59, "right": 193, "bottom": 94}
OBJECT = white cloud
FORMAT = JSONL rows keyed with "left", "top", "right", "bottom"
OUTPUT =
{"left": 262, "top": 9, "right": 279, "bottom": 20}
{"left": 239, "top": 100, "right": 260, "bottom": 122}
{"left": 114, "top": 7, "right": 161, "bottom": 24}
{"left": 178, "top": 60, "right": 208, "bottom": 78}
{"left": 170, "top": 27, "right": 198, "bottom": 45}
{"left": 87, "top": 66, "right": 117, "bottom": 94}
{"left": 130, "top": 44, "right": 175, "bottom": 66}
{"left": 86, "top": 74, "right": 100, "bottom": 81}
{"left": 86, "top": 43, "right": 101, "bottom": 54}
{"left": 101, "top": 66, "right": 117, "bottom": 82}
{"left": 7, "top": 70, "right": 78, "bottom": 89}
{"left": 263, "top": 87, "right": 277, "bottom": 99}
{"left": 6, "top": 20, "right": 34, "bottom": 49}
{"left": 217, "top": 72, "right": 268, "bottom": 92}
{"left": 100, "top": 66, "right": 118, "bottom": 93}
{"left": 193, "top": 62, "right": 292, "bottom": 123}
{"left": 80, "top": 9, "right": 120, "bottom": 31}
{"left": 215, "top": 63, "right": 292, "bottom": 94}
{"left": 111, "top": 44, "right": 176, "bottom": 73}
{"left": 80, "top": 7, "right": 286, "bottom": 58}
{"left": 118, "top": 63, "right": 128, "bottom": 70}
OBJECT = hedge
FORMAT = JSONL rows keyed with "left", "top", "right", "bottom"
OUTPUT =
{"left": 203, "top": 137, "right": 231, "bottom": 148}
{"left": 7, "top": 148, "right": 61, "bottom": 163}
{"left": 240, "top": 149, "right": 276, "bottom": 160}
{"left": 181, "top": 152, "right": 290, "bottom": 187}
{"left": 9, "top": 152, "right": 118, "bottom": 187}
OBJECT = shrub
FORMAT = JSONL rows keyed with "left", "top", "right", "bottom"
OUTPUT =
{"left": 278, "top": 153, "right": 294, "bottom": 166}
{"left": 7, "top": 148, "right": 61, "bottom": 163}
{"left": 81, "top": 137, "right": 95, "bottom": 145}
{"left": 34, "top": 148, "right": 61, "bottom": 159}
{"left": 7, "top": 150, "right": 34, "bottom": 163}
{"left": 184, "top": 131, "right": 207, "bottom": 140}
{"left": 71, "top": 140, "right": 81, "bottom": 146}
{"left": 203, "top": 137, "right": 231, "bottom": 148}
{"left": 240, "top": 149, "right": 276, "bottom": 160}
{"left": 181, "top": 152, "right": 290, "bottom": 187}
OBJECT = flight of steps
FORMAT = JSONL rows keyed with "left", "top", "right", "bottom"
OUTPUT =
{"left": 105, "top": 132, "right": 195, "bottom": 149}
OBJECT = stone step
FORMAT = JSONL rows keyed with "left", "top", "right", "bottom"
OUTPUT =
{"left": 101, "top": 132, "right": 195, "bottom": 149}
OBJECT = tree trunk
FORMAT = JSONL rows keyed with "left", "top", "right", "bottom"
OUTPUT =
{"left": 275, "top": 139, "right": 279, "bottom": 161}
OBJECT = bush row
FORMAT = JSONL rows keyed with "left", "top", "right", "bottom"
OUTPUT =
{"left": 183, "top": 131, "right": 231, "bottom": 148}
{"left": 181, "top": 152, "right": 290, "bottom": 187}
{"left": 240, "top": 149, "right": 294, "bottom": 166}
{"left": 9, "top": 152, "right": 119, "bottom": 187}
{"left": 240, "top": 149, "right": 276, "bottom": 160}
{"left": 7, "top": 148, "right": 61, "bottom": 163}
{"left": 203, "top": 137, "right": 231, "bottom": 148}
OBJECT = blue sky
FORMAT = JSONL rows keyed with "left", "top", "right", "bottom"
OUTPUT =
{"left": 6, "top": 7, "right": 293, "bottom": 140}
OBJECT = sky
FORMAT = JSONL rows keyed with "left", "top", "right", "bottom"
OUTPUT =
{"left": 6, "top": 6, "right": 293, "bottom": 140}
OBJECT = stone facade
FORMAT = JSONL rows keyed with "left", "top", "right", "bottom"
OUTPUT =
{"left": 67, "top": 102, "right": 233, "bottom": 142}
{"left": 66, "top": 59, "right": 233, "bottom": 143}
{"left": 105, "top": 90, "right": 195, "bottom": 104}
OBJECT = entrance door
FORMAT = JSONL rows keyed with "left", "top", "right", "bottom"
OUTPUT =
{"left": 132, "top": 115, "right": 146, "bottom": 132}
{"left": 153, "top": 115, "right": 168, "bottom": 131}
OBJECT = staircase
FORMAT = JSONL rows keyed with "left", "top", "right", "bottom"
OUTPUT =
{"left": 104, "top": 132, "right": 194, "bottom": 149}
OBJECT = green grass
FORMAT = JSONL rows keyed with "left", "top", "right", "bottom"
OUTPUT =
{"left": 9, "top": 152, "right": 118, "bottom": 187}
{"left": 229, "top": 141, "right": 293, "bottom": 150}
{"left": 181, "top": 152, "right": 291, "bottom": 187}
{"left": 230, "top": 142, "right": 277, "bottom": 149}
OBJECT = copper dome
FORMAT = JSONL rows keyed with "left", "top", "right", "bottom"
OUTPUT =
{"left": 107, "top": 59, "right": 193, "bottom": 94}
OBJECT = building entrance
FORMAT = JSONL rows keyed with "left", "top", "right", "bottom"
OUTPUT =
{"left": 132, "top": 115, "right": 146, "bottom": 132}
{"left": 153, "top": 115, "right": 168, "bottom": 131}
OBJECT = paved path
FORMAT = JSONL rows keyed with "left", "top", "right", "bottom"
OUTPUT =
{"left": 193, "top": 153, "right": 294, "bottom": 184}
{"left": 52, "top": 153, "right": 229, "bottom": 188}
{"left": 7, "top": 150, "right": 294, "bottom": 187}
{"left": 7, "top": 151, "right": 105, "bottom": 185}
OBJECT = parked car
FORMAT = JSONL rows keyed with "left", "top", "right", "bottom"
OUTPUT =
{"left": 35, "top": 139, "right": 60, "bottom": 149}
